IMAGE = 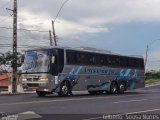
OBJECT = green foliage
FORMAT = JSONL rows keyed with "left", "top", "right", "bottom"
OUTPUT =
{"left": 145, "top": 70, "right": 160, "bottom": 85}
{"left": 0, "top": 51, "right": 24, "bottom": 71}
{"left": 0, "top": 53, "right": 5, "bottom": 65}
{"left": 145, "top": 78, "right": 160, "bottom": 85}
{"left": 145, "top": 70, "right": 160, "bottom": 79}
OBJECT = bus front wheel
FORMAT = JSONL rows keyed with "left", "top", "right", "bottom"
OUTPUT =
{"left": 58, "top": 82, "right": 71, "bottom": 97}
{"left": 36, "top": 91, "right": 47, "bottom": 97}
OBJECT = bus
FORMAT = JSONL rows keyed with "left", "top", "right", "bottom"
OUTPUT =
{"left": 21, "top": 47, "right": 145, "bottom": 97}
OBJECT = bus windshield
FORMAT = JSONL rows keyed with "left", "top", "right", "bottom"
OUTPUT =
{"left": 22, "top": 50, "right": 50, "bottom": 73}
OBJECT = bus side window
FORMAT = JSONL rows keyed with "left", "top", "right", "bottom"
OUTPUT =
{"left": 120, "top": 57, "right": 129, "bottom": 68}
{"left": 98, "top": 54, "right": 107, "bottom": 66}
{"left": 80, "top": 52, "right": 87, "bottom": 65}
{"left": 140, "top": 59, "right": 144, "bottom": 69}
{"left": 108, "top": 55, "right": 112, "bottom": 66}
{"left": 87, "top": 53, "right": 95, "bottom": 66}
{"left": 66, "top": 51, "right": 76, "bottom": 64}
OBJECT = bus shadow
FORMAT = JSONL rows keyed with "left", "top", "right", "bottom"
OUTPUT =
{"left": 36, "top": 91, "right": 145, "bottom": 99}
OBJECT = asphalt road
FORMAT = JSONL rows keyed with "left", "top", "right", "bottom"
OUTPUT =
{"left": 0, "top": 84, "right": 160, "bottom": 120}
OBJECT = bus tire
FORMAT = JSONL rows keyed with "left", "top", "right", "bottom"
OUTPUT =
{"left": 58, "top": 81, "right": 71, "bottom": 97}
{"left": 110, "top": 82, "right": 118, "bottom": 94}
{"left": 118, "top": 82, "right": 126, "bottom": 94}
{"left": 36, "top": 91, "right": 47, "bottom": 97}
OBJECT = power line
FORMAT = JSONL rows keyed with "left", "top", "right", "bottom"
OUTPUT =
{"left": 0, "top": 0, "right": 12, "bottom": 10}
{"left": 147, "top": 64, "right": 160, "bottom": 67}
{"left": 0, "top": 35, "right": 12, "bottom": 38}
{"left": 0, "top": 26, "right": 49, "bottom": 32}
{"left": 148, "top": 60, "right": 160, "bottom": 62}
{"left": 0, "top": 43, "right": 50, "bottom": 48}
{"left": 0, "top": 15, "right": 12, "bottom": 25}
{"left": 0, "top": 37, "right": 51, "bottom": 43}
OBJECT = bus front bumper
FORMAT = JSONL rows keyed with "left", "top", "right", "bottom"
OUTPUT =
{"left": 22, "top": 81, "right": 50, "bottom": 92}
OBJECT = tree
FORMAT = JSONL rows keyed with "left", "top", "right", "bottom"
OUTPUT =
{"left": 0, "top": 51, "right": 24, "bottom": 73}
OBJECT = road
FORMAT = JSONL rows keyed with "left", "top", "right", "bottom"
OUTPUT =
{"left": 0, "top": 85, "right": 160, "bottom": 120}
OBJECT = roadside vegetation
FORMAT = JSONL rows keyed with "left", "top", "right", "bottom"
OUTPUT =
{"left": 145, "top": 70, "right": 160, "bottom": 85}
{"left": 0, "top": 51, "right": 24, "bottom": 73}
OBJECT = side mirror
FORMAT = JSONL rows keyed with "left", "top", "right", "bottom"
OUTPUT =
{"left": 50, "top": 56, "right": 58, "bottom": 75}
{"left": 51, "top": 56, "right": 55, "bottom": 64}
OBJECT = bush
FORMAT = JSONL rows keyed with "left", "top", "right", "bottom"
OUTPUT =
{"left": 145, "top": 70, "right": 160, "bottom": 79}
{"left": 145, "top": 70, "right": 160, "bottom": 85}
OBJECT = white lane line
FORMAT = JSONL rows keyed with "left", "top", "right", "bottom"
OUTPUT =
{"left": 82, "top": 108, "right": 160, "bottom": 120}
{"left": 113, "top": 99, "right": 148, "bottom": 104}
{"left": 126, "top": 108, "right": 160, "bottom": 115}
{"left": 83, "top": 116, "right": 102, "bottom": 120}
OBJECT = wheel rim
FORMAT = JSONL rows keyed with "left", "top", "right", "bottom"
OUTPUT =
{"left": 111, "top": 83, "right": 117, "bottom": 93}
{"left": 62, "top": 85, "right": 68, "bottom": 95}
{"left": 119, "top": 83, "right": 125, "bottom": 93}
{"left": 112, "top": 86, "right": 117, "bottom": 93}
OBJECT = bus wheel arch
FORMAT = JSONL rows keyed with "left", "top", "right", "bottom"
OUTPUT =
{"left": 36, "top": 91, "right": 47, "bottom": 97}
{"left": 110, "top": 81, "right": 118, "bottom": 94}
{"left": 88, "top": 91, "right": 98, "bottom": 95}
{"left": 58, "top": 80, "right": 72, "bottom": 97}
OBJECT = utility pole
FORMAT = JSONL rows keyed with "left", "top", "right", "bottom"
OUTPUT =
{"left": 52, "top": 21, "right": 57, "bottom": 46}
{"left": 144, "top": 45, "right": 149, "bottom": 69}
{"left": 51, "top": 0, "right": 70, "bottom": 47}
{"left": 12, "top": 0, "right": 18, "bottom": 93}
{"left": 144, "top": 39, "right": 160, "bottom": 70}
{"left": 49, "top": 30, "right": 53, "bottom": 46}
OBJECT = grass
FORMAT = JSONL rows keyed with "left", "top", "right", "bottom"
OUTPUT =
{"left": 145, "top": 78, "right": 160, "bottom": 85}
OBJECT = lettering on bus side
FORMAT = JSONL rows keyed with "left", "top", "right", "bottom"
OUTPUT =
{"left": 84, "top": 67, "right": 116, "bottom": 75}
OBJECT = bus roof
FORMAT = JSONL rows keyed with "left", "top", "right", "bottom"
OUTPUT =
{"left": 23, "top": 46, "right": 144, "bottom": 59}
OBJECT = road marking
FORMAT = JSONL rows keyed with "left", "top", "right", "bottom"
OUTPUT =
{"left": 126, "top": 108, "right": 160, "bottom": 114}
{"left": 0, "top": 93, "right": 147, "bottom": 106}
{"left": 113, "top": 99, "right": 148, "bottom": 104}
{"left": 18, "top": 111, "right": 42, "bottom": 120}
{"left": 83, "top": 116, "right": 102, "bottom": 120}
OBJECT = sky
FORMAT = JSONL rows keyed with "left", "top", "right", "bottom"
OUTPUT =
{"left": 0, "top": 0, "right": 160, "bottom": 70}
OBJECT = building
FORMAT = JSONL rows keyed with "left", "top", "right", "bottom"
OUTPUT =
{"left": 0, "top": 73, "right": 10, "bottom": 91}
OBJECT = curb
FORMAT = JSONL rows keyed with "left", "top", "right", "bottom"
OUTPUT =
{"left": 145, "top": 82, "right": 160, "bottom": 88}
{"left": 0, "top": 91, "right": 36, "bottom": 96}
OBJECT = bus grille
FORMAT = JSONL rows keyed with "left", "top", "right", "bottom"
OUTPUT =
{"left": 27, "top": 78, "right": 39, "bottom": 81}
{"left": 27, "top": 83, "right": 39, "bottom": 88}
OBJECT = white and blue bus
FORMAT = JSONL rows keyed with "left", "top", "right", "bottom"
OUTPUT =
{"left": 21, "top": 47, "right": 145, "bottom": 97}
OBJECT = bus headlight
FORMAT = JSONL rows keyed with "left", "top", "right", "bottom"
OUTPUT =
{"left": 22, "top": 78, "right": 27, "bottom": 81}
{"left": 40, "top": 77, "right": 48, "bottom": 81}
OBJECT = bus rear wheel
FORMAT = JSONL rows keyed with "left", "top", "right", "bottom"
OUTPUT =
{"left": 58, "top": 82, "right": 71, "bottom": 97}
{"left": 36, "top": 91, "right": 47, "bottom": 97}
{"left": 110, "top": 82, "right": 118, "bottom": 94}
{"left": 118, "top": 82, "right": 126, "bottom": 94}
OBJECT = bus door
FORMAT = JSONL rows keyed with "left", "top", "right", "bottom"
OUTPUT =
{"left": 49, "top": 49, "right": 64, "bottom": 90}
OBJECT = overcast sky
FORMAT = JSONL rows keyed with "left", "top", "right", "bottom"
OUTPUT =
{"left": 0, "top": 0, "right": 160, "bottom": 70}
